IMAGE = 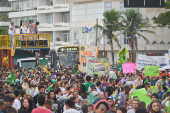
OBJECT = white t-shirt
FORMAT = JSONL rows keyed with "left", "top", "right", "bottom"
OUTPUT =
{"left": 8, "top": 24, "right": 15, "bottom": 35}
{"left": 12, "top": 98, "right": 21, "bottom": 111}
{"left": 64, "top": 109, "right": 80, "bottom": 113}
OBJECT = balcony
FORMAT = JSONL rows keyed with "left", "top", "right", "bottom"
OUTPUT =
{"left": 15, "top": 34, "right": 51, "bottom": 49}
{"left": 0, "top": 7, "right": 11, "bottom": 12}
{"left": 37, "top": 0, "right": 53, "bottom": 9}
{"left": 39, "top": 26, "right": 70, "bottom": 32}
{"left": 37, "top": 7, "right": 69, "bottom": 14}
{"left": 53, "top": 12, "right": 70, "bottom": 26}
{"left": 0, "top": 1, "right": 10, "bottom": 7}
{"left": 10, "top": 0, "right": 37, "bottom": 12}
{"left": 0, "top": 34, "right": 51, "bottom": 49}
{"left": 8, "top": 10, "right": 37, "bottom": 18}
{"left": 53, "top": 0, "right": 69, "bottom": 8}
{"left": 0, "top": 22, "right": 10, "bottom": 26}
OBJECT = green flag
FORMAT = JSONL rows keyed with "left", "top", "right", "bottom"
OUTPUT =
{"left": 144, "top": 66, "right": 160, "bottom": 76}
{"left": 118, "top": 48, "right": 128, "bottom": 64}
{"left": 6, "top": 73, "right": 16, "bottom": 85}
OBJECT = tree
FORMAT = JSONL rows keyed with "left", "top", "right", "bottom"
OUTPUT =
{"left": 153, "top": 11, "right": 170, "bottom": 28}
{"left": 95, "top": 9, "right": 122, "bottom": 64}
{"left": 121, "top": 9, "right": 154, "bottom": 62}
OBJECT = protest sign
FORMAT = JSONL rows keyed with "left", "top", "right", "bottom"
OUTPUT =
{"left": 136, "top": 54, "right": 169, "bottom": 70}
{"left": 130, "top": 88, "right": 152, "bottom": 106}
{"left": 122, "top": 62, "right": 136, "bottom": 74}
{"left": 144, "top": 66, "right": 160, "bottom": 76}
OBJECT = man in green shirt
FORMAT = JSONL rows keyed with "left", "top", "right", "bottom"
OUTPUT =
{"left": 83, "top": 76, "right": 93, "bottom": 92}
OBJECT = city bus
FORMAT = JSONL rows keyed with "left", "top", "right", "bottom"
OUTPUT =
{"left": 49, "top": 42, "right": 80, "bottom": 69}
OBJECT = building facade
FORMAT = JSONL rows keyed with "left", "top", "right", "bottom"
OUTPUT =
{"left": 0, "top": 0, "right": 11, "bottom": 33}
{"left": 8, "top": 0, "right": 170, "bottom": 64}
{"left": 70, "top": 0, "right": 170, "bottom": 64}
{"left": 8, "top": 0, "right": 70, "bottom": 48}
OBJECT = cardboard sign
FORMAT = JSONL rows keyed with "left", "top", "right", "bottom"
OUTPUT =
{"left": 130, "top": 88, "right": 152, "bottom": 106}
{"left": 144, "top": 66, "right": 160, "bottom": 76}
{"left": 122, "top": 62, "right": 136, "bottom": 74}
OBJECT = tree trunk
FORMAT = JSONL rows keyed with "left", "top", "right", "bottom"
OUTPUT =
{"left": 110, "top": 37, "right": 114, "bottom": 65}
{"left": 131, "top": 38, "right": 137, "bottom": 62}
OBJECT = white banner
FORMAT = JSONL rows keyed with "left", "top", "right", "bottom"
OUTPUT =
{"left": 136, "top": 54, "right": 169, "bottom": 70}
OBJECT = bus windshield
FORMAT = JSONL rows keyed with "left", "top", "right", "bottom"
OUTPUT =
{"left": 57, "top": 46, "right": 79, "bottom": 68}
{"left": 21, "top": 60, "right": 36, "bottom": 68}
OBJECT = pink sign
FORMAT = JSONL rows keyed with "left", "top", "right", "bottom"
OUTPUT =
{"left": 123, "top": 62, "right": 136, "bottom": 74}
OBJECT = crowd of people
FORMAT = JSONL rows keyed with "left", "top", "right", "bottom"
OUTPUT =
{"left": 8, "top": 21, "right": 39, "bottom": 35}
{"left": 0, "top": 66, "right": 170, "bottom": 113}
{"left": 8, "top": 20, "right": 39, "bottom": 48}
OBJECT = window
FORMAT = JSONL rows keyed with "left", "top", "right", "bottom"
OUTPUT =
{"left": 152, "top": 41, "right": 157, "bottom": 45}
{"left": 104, "top": 1, "right": 113, "bottom": 11}
{"left": 160, "top": 40, "right": 165, "bottom": 44}
{"left": 0, "top": 1, "right": 10, "bottom": 7}
{"left": 98, "top": 51, "right": 107, "bottom": 58}
{"left": 124, "top": 0, "right": 165, "bottom": 8}
{"left": 62, "top": 12, "right": 70, "bottom": 23}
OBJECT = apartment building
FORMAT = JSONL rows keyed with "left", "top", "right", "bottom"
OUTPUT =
{"left": 8, "top": 0, "right": 170, "bottom": 63}
{"left": 0, "top": 0, "right": 11, "bottom": 32}
{"left": 70, "top": 0, "right": 170, "bottom": 63}
{"left": 8, "top": 0, "right": 70, "bottom": 48}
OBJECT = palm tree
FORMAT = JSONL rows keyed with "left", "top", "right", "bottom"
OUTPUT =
{"left": 121, "top": 9, "right": 154, "bottom": 62}
{"left": 153, "top": 11, "right": 170, "bottom": 28}
{"left": 95, "top": 9, "right": 122, "bottom": 64}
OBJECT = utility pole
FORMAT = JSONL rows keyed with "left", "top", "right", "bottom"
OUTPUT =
{"left": 96, "top": 18, "right": 98, "bottom": 46}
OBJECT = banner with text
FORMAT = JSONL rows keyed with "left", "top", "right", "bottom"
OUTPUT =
{"left": 136, "top": 54, "right": 169, "bottom": 70}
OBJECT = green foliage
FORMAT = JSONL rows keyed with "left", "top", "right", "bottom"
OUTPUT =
{"left": 95, "top": 9, "right": 153, "bottom": 62}
{"left": 165, "top": 1, "right": 170, "bottom": 8}
{"left": 153, "top": 11, "right": 170, "bottom": 27}
{"left": 95, "top": 9, "right": 122, "bottom": 48}
{"left": 122, "top": 9, "right": 153, "bottom": 50}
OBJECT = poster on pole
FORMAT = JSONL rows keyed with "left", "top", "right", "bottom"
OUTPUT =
{"left": 122, "top": 62, "right": 136, "bottom": 74}
{"left": 144, "top": 66, "right": 160, "bottom": 76}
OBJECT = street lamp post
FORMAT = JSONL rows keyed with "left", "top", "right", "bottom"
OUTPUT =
{"left": 96, "top": 18, "right": 98, "bottom": 46}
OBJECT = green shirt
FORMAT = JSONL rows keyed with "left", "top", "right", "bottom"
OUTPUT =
{"left": 83, "top": 82, "right": 93, "bottom": 92}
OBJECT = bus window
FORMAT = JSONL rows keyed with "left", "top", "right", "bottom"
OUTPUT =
{"left": 21, "top": 60, "right": 36, "bottom": 69}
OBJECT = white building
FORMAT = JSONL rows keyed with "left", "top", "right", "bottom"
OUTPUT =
{"left": 8, "top": 0, "right": 70, "bottom": 48}
{"left": 8, "top": 0, "right": 170, "bottom": 63}
{"left": 70, "top": 0, "right": 170, "bottom": 63}
{"left": 0, "top": 0, "right": 11, "bottom": 30}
